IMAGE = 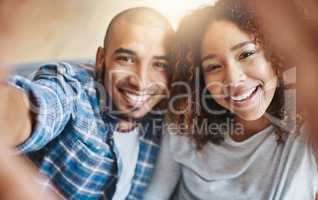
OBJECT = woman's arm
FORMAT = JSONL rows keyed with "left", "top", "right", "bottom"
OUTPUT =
{"left": 144, "top": 132, "right": 181, "bottom": 200}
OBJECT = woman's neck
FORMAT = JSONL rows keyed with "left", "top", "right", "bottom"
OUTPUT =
{"left": 231, "top": 116, "right": 270, "bottom": 142}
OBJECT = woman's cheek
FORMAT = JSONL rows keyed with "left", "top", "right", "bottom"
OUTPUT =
{"left": 246, "top": 57, "right": 275, "bottom": 82}
{"left": 206, "top": 83, "right": 224, "bottom": 103}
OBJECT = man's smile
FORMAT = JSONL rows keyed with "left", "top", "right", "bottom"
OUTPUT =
{"left": 118, "top": 87, "right": 156, "bottom": 108}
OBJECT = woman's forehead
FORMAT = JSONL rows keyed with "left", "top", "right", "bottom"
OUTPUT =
{"left": 201, "top": 20, "right": 254, "bottom": 54}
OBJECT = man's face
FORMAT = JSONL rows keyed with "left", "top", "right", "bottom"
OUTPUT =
{"left": 97, "top": 20, "right": 170, "bottom": 119}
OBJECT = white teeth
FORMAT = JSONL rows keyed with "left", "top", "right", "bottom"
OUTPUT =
{"left": 124, "top": 92, "right": 150, "bottom": 107}
{"left": 230, "top": 87, "right": 257, "bottom": 101}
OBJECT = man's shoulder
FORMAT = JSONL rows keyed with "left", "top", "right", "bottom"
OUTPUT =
{"left": 10, "top": 60, "right": 99, "bottom": 109}
{"left": 13, "top": 59, "right": 96, "bottom": 82}
{"left": 34, "top": 60, "right": 96, "bottom": 82}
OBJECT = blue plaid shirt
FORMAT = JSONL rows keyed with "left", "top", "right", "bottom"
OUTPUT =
{"left": 10, "top": 61, "right": 164, "bottom": 200}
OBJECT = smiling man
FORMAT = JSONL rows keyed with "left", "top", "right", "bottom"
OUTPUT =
{"left": 1, "top": 7, "right": 174, "bottom": 200}
{"left": 96, "top": 9, "right": 172, "bottom": 130}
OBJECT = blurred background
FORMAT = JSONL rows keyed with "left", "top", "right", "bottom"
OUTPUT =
{"left": 0, "top": 0, "right": 215, "bottom": 65}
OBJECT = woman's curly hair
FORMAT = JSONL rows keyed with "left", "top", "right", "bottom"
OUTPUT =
{"left": 168, "top": 0, "right": 288, "bottom": 149}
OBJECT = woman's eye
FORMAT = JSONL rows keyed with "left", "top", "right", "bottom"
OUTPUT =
{"left": 204, "top": 64, "right": 222, "bottom": 72}
{"left": 116, "top": 56, "right": 135, "bottom": 64}
{"left": 239, "top": 50, "right": 256, "bottom": 60}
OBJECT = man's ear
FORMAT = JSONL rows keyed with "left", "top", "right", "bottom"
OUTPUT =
{"left": 96, "top": 47, "right": 105, "bottom": 72}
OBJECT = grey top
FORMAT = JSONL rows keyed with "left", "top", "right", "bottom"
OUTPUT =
{"left": 144, "top": 125, "right": 318, "bottom": 200}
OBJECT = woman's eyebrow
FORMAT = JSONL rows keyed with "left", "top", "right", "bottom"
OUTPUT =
{"left": 230, "top": 41, "right": 254, "bottom": 51}
{"left": 201, "top": 54, "right": 217, "bottom": 64}
{"left": 201, "top": 41, "right": 255, "bottom": 64}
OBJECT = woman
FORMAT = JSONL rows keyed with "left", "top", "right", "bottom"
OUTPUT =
{"left": 144, "top": 0, "right": 317, "bottom": 199}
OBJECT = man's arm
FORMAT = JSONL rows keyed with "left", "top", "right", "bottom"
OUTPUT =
{"left": 6, "top": 63, "right": 80, "bottom": 153}
{"left": 0, "top": 140, "right": 59, "bottom": 200}
{"left": 0, "top": 83, "right": 32, "bottom": 147}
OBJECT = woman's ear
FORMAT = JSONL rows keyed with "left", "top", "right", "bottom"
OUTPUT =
{"left": 96, "top": 47, "right": 105, "bottom": 72}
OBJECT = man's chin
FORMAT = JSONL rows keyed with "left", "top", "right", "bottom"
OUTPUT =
{"left": 111, "top": 106, "right": 152, "bottom": 121}
{"left": 125, "top": 108, "right": 151, "bottom": 120}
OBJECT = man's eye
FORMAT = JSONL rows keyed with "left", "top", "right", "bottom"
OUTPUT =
{"left": 116, "top": 56, "right": 135, "bottom": 64}
{"left": 239, "top": 50, "right": 256, "bottom": 60}
{"left": 154, "top": 62, "right": 168, "bottom": 70}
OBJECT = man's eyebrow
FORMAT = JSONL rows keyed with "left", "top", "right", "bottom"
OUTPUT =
{"left": 113, "top": 48, "right": 136, "bottom": 56}
{"left": 153, "top": 55, "right": 170, "bottom": 61}
{"left": 230, "top": 41, "right": 254, "bottom": 51}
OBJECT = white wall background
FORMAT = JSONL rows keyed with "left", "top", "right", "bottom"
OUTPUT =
{"left": 2, "top": 0, "right": 216, "bottom": 64}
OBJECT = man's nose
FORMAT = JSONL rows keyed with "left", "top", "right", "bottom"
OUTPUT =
{"left": 127, "top": 62, "right": 151, "bottom": 91}
{"left": 138, "top": 62, "right": 152, "bottom": 88}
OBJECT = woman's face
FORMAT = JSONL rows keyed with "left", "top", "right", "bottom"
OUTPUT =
{"left": 200, "top": 20, "right": 277, "bottom": 121}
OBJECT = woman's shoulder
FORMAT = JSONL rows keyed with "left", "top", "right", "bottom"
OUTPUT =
{"left": 163, "top": 129, "right": 196, "bottom": 152}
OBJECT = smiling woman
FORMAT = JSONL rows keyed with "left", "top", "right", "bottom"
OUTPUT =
{"left": 144, "top": 0, "right": 318, "bottom": 199}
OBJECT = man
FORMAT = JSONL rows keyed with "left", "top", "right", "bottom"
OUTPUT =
{"left": 1, "top": 7, "right": 174, "bottom": 200}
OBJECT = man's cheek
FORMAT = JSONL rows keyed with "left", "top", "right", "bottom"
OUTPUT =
{"left": 106, "top": 74, "right": 121, "bottom": 91}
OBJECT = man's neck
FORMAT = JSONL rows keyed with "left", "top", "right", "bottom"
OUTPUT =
{"left": 116, "top": 119, "right": 137, "bottom": 133}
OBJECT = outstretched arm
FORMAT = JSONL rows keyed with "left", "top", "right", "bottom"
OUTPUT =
{"left": 0, "top": 142, "right": 59, "bottom": 200}
{"left": 0, "top": 83, "right": 32, "bottom": 147}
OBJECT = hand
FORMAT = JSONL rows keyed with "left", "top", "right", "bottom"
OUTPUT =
{"left": 245, "top": 0, "right": 318, "bottom": 144}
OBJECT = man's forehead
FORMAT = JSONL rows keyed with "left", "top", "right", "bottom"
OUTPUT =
{"left": 106, "top": 20, "right": 171, "bottom": 54}
{"left": 111, "top": 17, "right": 170, "bottom": 38}
{"left": 103, "top": 8, "right": 174, "bottom": 51}
{"left": 113, "top": 8, "right": 172, "bottom": 30}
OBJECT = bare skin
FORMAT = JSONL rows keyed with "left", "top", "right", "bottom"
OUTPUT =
{"left": 0, "top": 84, "right": 32, "bottom": 146}
{"left": 0, "top": 143, "right": 59, "bottom": 199}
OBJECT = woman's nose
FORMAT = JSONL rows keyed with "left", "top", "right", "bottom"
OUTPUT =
{"left": 224, "top": 61, "right": 247, "bottom": 87}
